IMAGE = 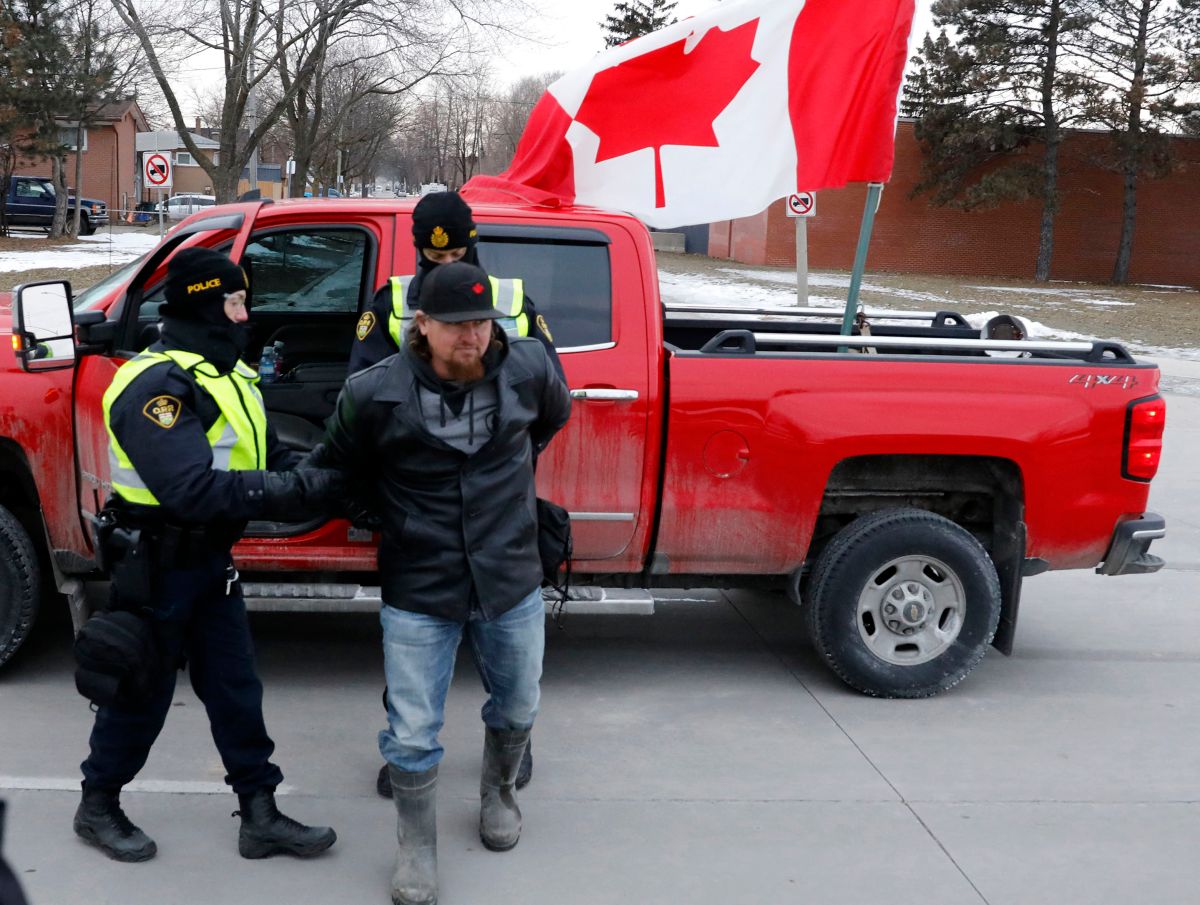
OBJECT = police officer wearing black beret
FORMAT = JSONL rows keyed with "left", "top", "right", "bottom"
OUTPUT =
{"left": 74, "top": 246, "right": 342, "bottom": 863}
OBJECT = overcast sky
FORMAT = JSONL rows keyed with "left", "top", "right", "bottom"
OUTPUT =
{"left": 175, "top": 1, "right": 935, "bottom": 122}
{"left": 491, "top": 0, "right": 934, "bottom": 87}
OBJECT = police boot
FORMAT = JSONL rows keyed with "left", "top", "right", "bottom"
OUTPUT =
{"left": 73, "top": 786, "right": 157, "bottom": 862}
{"left": 389, "top": 765, "right": 438, "bottom": 905}
{"left": 378, "top": 762, "right": 394, "bottom": 798}
{"left": 479, "top": 728, "right": 530, "bottom": 852}
{"left": 235, "top": 788, "right": 337, "bottom": 859}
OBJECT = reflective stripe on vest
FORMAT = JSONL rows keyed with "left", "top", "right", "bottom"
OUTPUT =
{"left": 102, "top": 350, "right": 268, "bottom": 506}
{"left": 387, "top": 274, "right": 528, "bottom": 347}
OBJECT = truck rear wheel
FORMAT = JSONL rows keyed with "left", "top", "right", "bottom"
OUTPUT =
{"left": 807, "top": 508, "right": 1000, "bottom": 698}
{"left": 0, "top": 504, "right": 40, "bottom": 668}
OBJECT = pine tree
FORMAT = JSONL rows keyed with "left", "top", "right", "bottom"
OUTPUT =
{"left": 600, "top": 0, "right": 678, "bottom": 49}
{"left": 6, "top": 0, "right": 75, "bottom": 236}
{"left": 1076, "top": 0, "right": 1200, "bottom": 283}
{"left": 904, "top": 0, "right": 1099, "bottom": 282}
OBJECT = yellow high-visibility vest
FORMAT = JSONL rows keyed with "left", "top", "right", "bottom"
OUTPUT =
{"left": 102, "top": 350, "right": 267, "bottom": 506}
{"left": 387, "top": 274, "right": 528, "bottom": 347}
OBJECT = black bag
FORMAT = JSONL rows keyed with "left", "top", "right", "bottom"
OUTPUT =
{"left": 536, "top": 497, "right": 572, "bottom": 587}
{"left": 73, "top": 610, "right": 160, "bottom": 709}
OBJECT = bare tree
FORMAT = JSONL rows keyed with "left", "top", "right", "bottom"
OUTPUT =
{"left": 484, "top": 71, "right": 559, "bottom": 173}
{"left": 110, "top": 0, "right": 377, "bottom": 201}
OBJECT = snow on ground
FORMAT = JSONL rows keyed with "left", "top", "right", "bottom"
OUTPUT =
{"left": 659, "top": 264, "right": 1200, "bottom": 362}
{"left": 719, "top": 267, "right": 953, "bottom": 305}
{"left": 0, "top": 231, "right": 158, "bottom": 273}
{"left": 967, "top": 284, "right": 1135, "bottom": 307}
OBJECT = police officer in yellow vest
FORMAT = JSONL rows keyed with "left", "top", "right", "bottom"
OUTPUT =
{"left": 347, "top": 191, "right": 561, "bottom": 377}
{"left": 349, "top": 191, "right": 558, "bottom": 799}
{"left": 75, "top": 247, "right": 343, "bottom": 864}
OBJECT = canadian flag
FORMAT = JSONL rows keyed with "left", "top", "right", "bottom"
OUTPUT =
{"left": 462, "top": 0, "right": 915, "bottom": 228}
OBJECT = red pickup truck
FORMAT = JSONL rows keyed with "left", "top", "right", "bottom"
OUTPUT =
{"left": 0, "top": 198, "right": 1167, "bottom": 697}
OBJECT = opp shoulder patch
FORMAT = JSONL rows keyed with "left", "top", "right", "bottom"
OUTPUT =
{"left": 142, "top": 395, "right": 182, "bottom": 429}
{"left": 536, "top": 314, "right": 554, "bottom": 343}
{"left": 356, "top": 311, "right": 376, "bottom": 341}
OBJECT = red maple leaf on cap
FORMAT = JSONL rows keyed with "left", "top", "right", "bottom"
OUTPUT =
{"left": 574, "top": 20, "right": 761, "bottom": 209}
{"left": 472, "top": 283, "right": 485, "bottom": 294}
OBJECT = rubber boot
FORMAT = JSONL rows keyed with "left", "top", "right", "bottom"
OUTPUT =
{"left": 389, "top": 764, "right": 438, "bottom": 905}
{"left": 235, "top": 788, "right": 337, "bottom": 859}
{"left": 479, "top": 728, "right": 530, "bottom": 852}
{"left": 515, "top": 737, "right": 533, "bottom": 790}
{"left": 73, "top": 786, "right": 157, "bottom": 862}
{"left": 380, "top": 737, "right": 532, "bottom": 800}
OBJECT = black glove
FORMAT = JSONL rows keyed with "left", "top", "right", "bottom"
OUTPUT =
{"left": 260, "top": 468, "right": 346, "bottom": 522}
{"left": 343, "top": 496, "right": 383, "bottom": 530}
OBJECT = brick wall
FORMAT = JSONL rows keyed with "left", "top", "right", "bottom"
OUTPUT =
{"left": 710, "top": 122, "right": 1200, "bottom": 287}
{"left": 13, "top": 109, "right": 144, "bottom": 214}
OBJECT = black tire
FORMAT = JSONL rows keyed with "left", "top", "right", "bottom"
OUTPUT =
{"left": 78, "top": 214, "right": 95, "bottom": 236}
{"left": 807, "top": 508, "right": 1000, "bottom": 698}
{"left": 0, "top": 504, "right": 40, "bottom": 668}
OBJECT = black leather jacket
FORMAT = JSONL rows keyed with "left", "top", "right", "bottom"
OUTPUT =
{"left": 320, "top": 331, "right": 571, "bottom": 621}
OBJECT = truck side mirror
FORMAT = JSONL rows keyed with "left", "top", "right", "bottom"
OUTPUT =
{"left": 13, "top": 280, "right": 77, "bottom": 372}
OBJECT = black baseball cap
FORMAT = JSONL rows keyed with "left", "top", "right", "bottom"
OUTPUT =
{"left": 416, "top": 262, "right": 500, "bottom": 323}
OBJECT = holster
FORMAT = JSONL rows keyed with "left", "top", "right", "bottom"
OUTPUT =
{"left": 91, "top": 508, "right": 154, "bottom": 612}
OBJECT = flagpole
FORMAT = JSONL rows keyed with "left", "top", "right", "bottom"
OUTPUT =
{"left": 840, "top": 182, "right": 884, "bottom": 338}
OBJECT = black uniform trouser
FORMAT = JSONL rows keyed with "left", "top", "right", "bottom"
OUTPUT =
{"left": 81, "top": 550, "right": 283, "bottom": 795}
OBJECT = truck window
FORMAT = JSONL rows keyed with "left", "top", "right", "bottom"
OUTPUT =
{"left": 15, "top": 179, "right": 53, "bottom": 200}
{"left": 476, "top": 238, "right": 612, "bottom": 350}
{"left": 241, "top": 228, "right": 370, "bottom": 313}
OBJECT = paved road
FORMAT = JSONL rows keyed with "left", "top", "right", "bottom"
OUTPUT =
{"left": 1, "top": 365, "right": 1197, "bottom": 905}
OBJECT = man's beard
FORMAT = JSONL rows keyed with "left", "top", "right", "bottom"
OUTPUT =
{"left": 443, "top": 352, "right": 485, "bottom": 382}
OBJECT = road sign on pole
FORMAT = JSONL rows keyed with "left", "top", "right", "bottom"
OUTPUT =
{"left": 786, "top": 192, "right": 815, "bottom": 305}
{"left": 786, "top": 192, "right": 815, "bottom": 218}
{"left": 145, "top": 153, "right": 172, "bottom": 190}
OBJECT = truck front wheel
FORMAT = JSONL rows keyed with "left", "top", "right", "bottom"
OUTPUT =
{"left": 807, "top": 508, "right": 1000, "bottom": 698}
{"left": 78, "top": 214, "right": 95, "bottom": 236}
{"left": 0, "top": 504, "right": 40, "bottom": 668}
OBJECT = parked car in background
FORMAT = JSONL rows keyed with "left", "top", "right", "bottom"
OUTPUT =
{"left": 1, "top": 176, "right": 108, "bottom": 235}
{"left": 162, "top": 194, "right": 216, "bottom": 221}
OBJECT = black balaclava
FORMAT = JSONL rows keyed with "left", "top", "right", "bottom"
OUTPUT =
{"left": 411, "top": 191, "right": 480, "bottom": 277}
{"left": 158, "top": 247, "right": 251, "bottom": 373}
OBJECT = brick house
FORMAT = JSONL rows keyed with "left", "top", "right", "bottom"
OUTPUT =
{"left": 12, "top": 99, "right": 149, "bottom": 215}
{"left": 135, "top": 130, "right": 223, "bottom": 199}
{"left": 709, "top": 119, "right": 1200, "bottom": 288}
{"left": 136, "top": 127, "right": 285, "bottom": 201}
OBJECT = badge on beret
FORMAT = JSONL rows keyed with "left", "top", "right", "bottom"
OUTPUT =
{"left": 537, "top": 314, "right": 554, "bottom": 343}
{"left": 430, "top": 226, "right": 449, "bottom": 248}
{"left": 142, "top": 395, "right": 182, "bottom": 429}
{"left": 356, "top": 311, "right": 376, "bottom": 341}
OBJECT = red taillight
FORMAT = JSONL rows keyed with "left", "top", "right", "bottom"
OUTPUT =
{"left": 1123, "top": 395, "right": 1166, "bottom": 481}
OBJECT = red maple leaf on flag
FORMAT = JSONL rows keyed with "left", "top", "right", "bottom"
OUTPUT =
{"left": 574, "top": 20, "right": 761, "bottom": 209}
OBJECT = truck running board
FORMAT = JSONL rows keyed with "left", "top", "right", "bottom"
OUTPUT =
{"left": 240, "top": 583, "right": 655, "bottom": 616}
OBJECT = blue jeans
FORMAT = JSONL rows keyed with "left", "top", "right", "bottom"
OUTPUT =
{"left": 379, "top": 587, "right": 545, "bottom": 773}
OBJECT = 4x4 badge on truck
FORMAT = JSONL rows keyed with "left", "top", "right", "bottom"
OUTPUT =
{"left": 142, "top": 395, "right": 182, "bottom": 429}
{"left": 1069, "top": 374, "right": 1138, "bottom": 390}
